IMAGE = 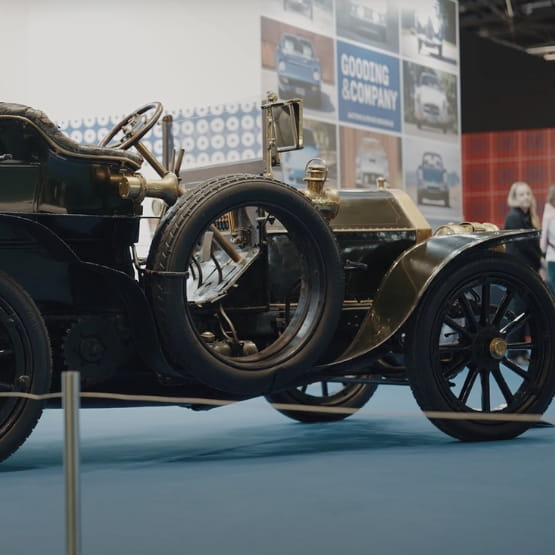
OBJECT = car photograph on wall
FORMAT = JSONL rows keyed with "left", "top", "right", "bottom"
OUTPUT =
{"left": 415, "top": 0, "right": 444, "bottom": 57}
{"left": 276, "top": 33, "right": 322, "bottom": 107}
{"left": 414, "top": 70, "right": 450, "bottom": 132}
{"left": 416, "top": 151, "right": 449, "bottom": 206}
{"left": 283, "top": 0, "right": 313, "bottom": 19}
{"left": 355, "top": 136, "right": 389, "bottom": 188}
{"left": 348, "top": 0, "right": 388, "bottom": 42}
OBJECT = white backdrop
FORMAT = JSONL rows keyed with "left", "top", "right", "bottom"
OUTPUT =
{"left": 0, "top": 0, "right": 261, "bottom": 120}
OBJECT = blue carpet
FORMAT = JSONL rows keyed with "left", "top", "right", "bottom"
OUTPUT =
{"left": 1, "top": 386, "right": 554, "bottom": 555}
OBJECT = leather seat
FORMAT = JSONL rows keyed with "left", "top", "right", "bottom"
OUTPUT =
{"left": 0, "top": 102, "right": 143, "bottom": 169}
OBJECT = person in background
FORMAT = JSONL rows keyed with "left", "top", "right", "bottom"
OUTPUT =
{"left": 504, "top": 181, "right": 542, "bottom": 272}
{"left": 540, "top": 185, "right": 555, "bottom": 293}
{"left": 503, "top": 181, "right": 542, "bottom": 365}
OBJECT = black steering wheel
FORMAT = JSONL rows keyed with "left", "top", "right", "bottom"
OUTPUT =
{"left": 99, "top": 102, "right": 163, "bottom": 150}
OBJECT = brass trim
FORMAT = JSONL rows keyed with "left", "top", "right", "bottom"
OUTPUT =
{"left": 387, "top": 188, "right": 432, "bottom": 242}
{"left": 489, "top": 338, "right": 508, "bottom": 360}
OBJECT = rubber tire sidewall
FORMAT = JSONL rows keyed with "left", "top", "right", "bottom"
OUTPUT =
{"left": 0, "top": 272, "right": 52, "bottom": 462}
{"left": 266, "top": 381, "right": 377, "bottom": 423}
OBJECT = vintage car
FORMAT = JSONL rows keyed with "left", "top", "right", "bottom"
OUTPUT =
{"left": 416, "top": 151, "right": 449, "bottom": 207}
{"left": 276, "top": 33, "right": 322, "bottom": 107}
{"left": 0, "top": 96, "right": 554, "bottom": 463}
{"left": 414, "top": 71, "right": 450, "bottom": 132}
{"left": 347, "top": 0, "right": 388, "bottom": 42}
{"left": 283, "top": 0, "right": 313, "bottom": 19}
{"left": 354, "top": 136, "right": 389, "bottom": 188}
{"left": 415, "top": 0, "right": 444, "bottom": 57}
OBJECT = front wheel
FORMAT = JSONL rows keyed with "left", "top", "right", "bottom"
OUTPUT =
{"left": 0, "top": 272, "right": 52, "bottom": 462}
{"left": 266, "top": 379, "right": 377, "bottom": 423}
{"left": 405, "top": 252, "right": 555, "bottom": 441}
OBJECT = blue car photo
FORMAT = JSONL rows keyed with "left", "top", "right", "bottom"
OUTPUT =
{"left": 417, "top": 151, "right": 450, "bottom": 207}
{"left": 276, "top": 33, "right": 322, "bottom": 107}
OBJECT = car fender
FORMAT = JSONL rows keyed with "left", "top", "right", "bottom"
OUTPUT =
{"left": 320, "top": 229, "right": 537, "bottom": 371}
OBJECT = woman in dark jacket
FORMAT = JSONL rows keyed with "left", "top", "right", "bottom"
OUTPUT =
{"left": 504, "top": 181, "right": 542, "bottom": 271}
{"left": 503, "top": 181, "right": 542, "bottom": 364}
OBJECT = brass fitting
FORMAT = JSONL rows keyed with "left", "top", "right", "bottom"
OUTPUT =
{"left": 433, "top": 221, "right": 500, "bottom": 236}
{"left": 303, "top": 158, "right": 340, "bottom": 220}
{"left": 118, "top": 172, "right": 183, "bottom": 205}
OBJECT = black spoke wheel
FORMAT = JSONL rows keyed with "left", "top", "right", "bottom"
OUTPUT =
{"left": 0, "top": 272, "right": 52, "bottom": 462}
{"left": 147, "top": 174, "right": 344, "bottom": 395}
{"left": 406, "top": 252, "right": 555, "bottom": 441}
{"left": 266, "top": 379, "right": 377, "bottom": 423}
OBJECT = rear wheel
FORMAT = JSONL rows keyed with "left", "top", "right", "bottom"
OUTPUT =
{"left": 0, "top": 272, "right": 52, "bottom": 462}
{"left": 406, "top": 252, "right": 555, "bottom": 441}
{"left": 267, "top": 379, "right": 376, "bottom": 423}
{"left": 148, "top": 175, "right": 345, "bottom": 395}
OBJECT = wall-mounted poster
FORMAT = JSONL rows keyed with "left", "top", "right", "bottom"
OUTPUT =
{"left": 403, "top": 60, "right": 458, "bottom": 140}
{"left": 400, "top": 0, "right": 459, "bottom": 70}
{"left": 340, "top": 126, "right": 402, "bottom": 189}
{"left": 261, "top": 16, "right": 337, "bottom": 118}
{"left": 403, "top": 134, "right": 461, "bottom": 227}
{"left": 263, "top": 0, "right": 335, "bottom": 36}
{"left": 337, "top": 40, "right": 401, "bottom": 132}
{"left": 261, "top": 0, "right": 462, "bottom": 226}
{"left": 336, "top": 0, "right": 400, "bottom": 54}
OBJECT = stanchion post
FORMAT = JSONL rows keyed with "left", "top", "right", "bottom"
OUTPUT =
{"left": 62, "top": 371, "right": 82, "bottom": 555}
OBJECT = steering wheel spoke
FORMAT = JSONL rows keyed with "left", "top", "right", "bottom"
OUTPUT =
{"left": 99, "top": 102, "right": 163, "bottom": 151}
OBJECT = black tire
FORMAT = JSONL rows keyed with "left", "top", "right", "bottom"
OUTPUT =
{"left": 405, "top": 252, "right": 555, "bottom": 441}
{"left": 147, "top": 174, "right": 345, "bottom": 395}
{"left": 0, "top": 272, "right": 52, "bottom": 462}
{"left": 266, "top": 379, "right": 377, "bottom": 423}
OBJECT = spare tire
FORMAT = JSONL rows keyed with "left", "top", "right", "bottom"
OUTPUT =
{"left": 147, "top": 174, "right": 344, "bottom": 395}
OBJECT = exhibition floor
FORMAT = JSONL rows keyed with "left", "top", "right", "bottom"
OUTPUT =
{"left": 1, "top": 385, "right": 554, "bottom": 555}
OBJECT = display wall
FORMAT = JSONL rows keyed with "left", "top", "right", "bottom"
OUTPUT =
{"left": 0, "top": 0, "right": 261, "bottom": 119}
{"left": 261, "top": 0, "right": 462, "bottom": 226}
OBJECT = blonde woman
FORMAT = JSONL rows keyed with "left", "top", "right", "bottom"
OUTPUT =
{"left": 540, "top": 185, "right": 555, "bottom": 293}
{"left": 504, "top": 181, "right": 542, "bottom": 272}
{"left": 504, "top": 181, "right": 543, "bottom": 363}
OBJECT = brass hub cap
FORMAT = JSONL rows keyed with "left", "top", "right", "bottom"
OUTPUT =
{"left": 489, "top": 337, "right": 508, "bottom": 360}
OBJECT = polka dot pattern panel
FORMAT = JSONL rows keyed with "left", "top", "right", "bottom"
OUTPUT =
{"left": 56, "top": 101, "right": 263, "bottom": 169}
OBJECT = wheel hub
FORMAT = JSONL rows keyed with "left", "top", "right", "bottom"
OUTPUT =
{"left": 489, "top": 337, "right": 507, "bottom": 360}
{"left": 470, "top": 327, "right": 505, "bottom": 368}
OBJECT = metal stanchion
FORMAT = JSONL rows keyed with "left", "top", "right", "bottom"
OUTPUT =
{"left": 62, "top": 371, "right": 82, "bottom": 555}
